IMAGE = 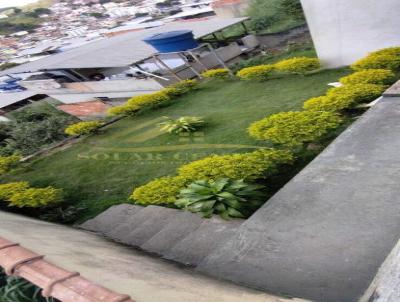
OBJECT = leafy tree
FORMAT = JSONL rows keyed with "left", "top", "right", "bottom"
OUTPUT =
{"left": 280, "top": 0, "right": 305, "bottom": 21}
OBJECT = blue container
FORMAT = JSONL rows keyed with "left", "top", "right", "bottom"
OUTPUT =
{"left": 143, "top": 30, "right": 199, "bottom": 53}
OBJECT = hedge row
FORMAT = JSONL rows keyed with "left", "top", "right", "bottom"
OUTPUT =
{"left": 108, "top": 79, "right": 198, "bottom": 117}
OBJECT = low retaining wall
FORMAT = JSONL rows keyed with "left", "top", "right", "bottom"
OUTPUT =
{"left": 256, "top": 25, "right": 311, "bottom": 49}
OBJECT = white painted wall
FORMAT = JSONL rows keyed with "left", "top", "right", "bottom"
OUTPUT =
{"left": 300, "top": 0, "right": 400, "bottom": 67}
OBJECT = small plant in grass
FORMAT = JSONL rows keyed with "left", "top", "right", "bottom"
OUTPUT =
{"left": 248, "top": 111, "right": 342, "bottom": 147}
{"left": 201, "top": 68, "right": 231, "bottom": 79}
{"left": 175, "top": 178, "right": 265, "bottom": 219}
{"left": 274, "top": 57, "right": 320, "bottom": 74}
{"left": 158, "top": 116, "right": 204, "bottom": 134}
{"left": 339, "top": 69, "right": 396, "bottom": 85}
{"left": 64, "top": 121, "right": 104, "bottom": 136}
{"left": 131, "top": 176, "right": 188, "bottom": 205}
{"left": 237, "top": 64, "right": 275, "bottom": 81}
{"left": 351, "top": 54, "right": 400, "bottom": 71}
{"left": 0, "top": 154, "right": 21, "bottom": 174}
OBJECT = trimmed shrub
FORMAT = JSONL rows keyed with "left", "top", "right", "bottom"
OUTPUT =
{"left": 202, "top": 68, "right": 231, "bottom": 79}
{"left": 248, "top": 111, "right": 342, "bottom": 147}
{"left": 108, "top": 91, "right": 170, "bottom": 116}
{"left": 237, "top": 64, "right": 275, "bottom": 81}
{"left": 370, "top": 47, "right": 400, "bottom": 57}
{"left": 178, "top": 149, "right": 293, "bottom": 181}
{"left": 0, "top": 154, "right": 21, "bottom": 174}
{"left": 339, "top": 69, "right": 396, "bottom": 85}
{"left": 303, "top": 95, "right": 355, "bottom": 112}
{"left": 327, "top": 83, "right": 386, "bottom": 104}
{"left": 8, "top": 187, "right": 63, "bottom": 208}
{"left": 164, "top": 79, "right": 198, "bottom": 96}
{"left": 175, "top": 178, "right": 265, "bottom": 219}
{"left": 0, "top": 182, "right": 29, "bottom": 201}
{"left": 64, "top": 121, "right": 104, "bottom": 136}
{"left": 351, "top": 54, "right": 400, "bottom": 71}
{"left": 274, "top": 57, "right": 320, "bottom": 74}
{"left": 131, "top": 176, "right": 188, "bottom": 205}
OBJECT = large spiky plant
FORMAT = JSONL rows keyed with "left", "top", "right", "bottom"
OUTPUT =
{"left": 175, "top": 178, "right": 265, "bottom": 219}
{"left": 158, "top": 116, "right": 204, "bottom": 134}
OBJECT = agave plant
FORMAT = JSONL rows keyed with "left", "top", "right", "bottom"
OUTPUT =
{"left": 0, "top": 271, "right": 55, "bottom": 302}
{"left": 175, "top": 178, "right": 265, "bottom": 219}
{"left": 158, "top": 116, "right": 204, "bottom": 134}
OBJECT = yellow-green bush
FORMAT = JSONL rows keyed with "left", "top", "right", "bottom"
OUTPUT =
{"left": 327, "top": 83, "right": 386, "bottom": 104}
{"left": 163, "top": 79, "right": 198, "bottom": 97}
{"left": 370, "top": 47, "right": 400, "bottom": 57}
{"left": 108, "top": 91, "right": 170, "bottom": 116}
{"left": 351, "top": 54, "right": 400, "bottom": 71}
{"left": 8, "top": 187, "right": 63, "bottom": 208}
{"left": 65, "top": 121, "right": 104, "bottom": 136}
{"left": 132, "top": 149, "right": 293, "bottom": 205}
{"left": 303, "top": 95, "right": 355, "bottom": 112}
{"left": 0, "top": 182, "right": 29, "bottom": 201}
{"left": 0, "top": 154, "right": 21, "bottom": 174}
{"left": 237, "top": 64, "right": 275, "bottom": 81}
{"left": 339, "top": 69, "right": 396, "bottom": 85}
{"left": 131, "top": 176, "right": 188, "bottom": 205}
{"left": 178, "top": 149, "right": 293, "bottom": 181}
{"left": 248, "top": 111, "right": 342, "bottom": 147}
{"left": 202, "top": 68, "right": 231, "bottom": 79}
{"left": 274, "top": 57, "right": 321, "bottom": 74}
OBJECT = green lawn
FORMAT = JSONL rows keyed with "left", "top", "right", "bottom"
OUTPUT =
{"left": 2, "top": 68, "right": 350, "bottom": 221}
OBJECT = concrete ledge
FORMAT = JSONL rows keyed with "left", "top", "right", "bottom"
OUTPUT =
{"left": 197, "top": 97, "right": 400, "bottom": 302}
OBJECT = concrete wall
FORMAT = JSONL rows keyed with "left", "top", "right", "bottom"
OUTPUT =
{"left": 212, "top": 0, "right": 251, "bottom": 18}
{"left": 300, "top": 0, "right": 400, "bottom": 67}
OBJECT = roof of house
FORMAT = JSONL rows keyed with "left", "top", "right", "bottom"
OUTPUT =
{"left": 0, "top": 17, "right": 248, "bottom": 76}
{"left": 0, "top": 90, "right": 38, "bottom": 108}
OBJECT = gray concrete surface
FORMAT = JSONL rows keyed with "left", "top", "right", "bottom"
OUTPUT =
{"left": 197, "top": 97, "right": 400, "bottom": 302}
{"left": 300, "top": 0, "right": 400, "bottom": 67}
{"left": 0, "top": 211, "right": 307, "bottom": 302}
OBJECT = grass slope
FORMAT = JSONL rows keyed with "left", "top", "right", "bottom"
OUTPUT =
{"left": 2, "top": 68, "right": 350, "bottom": 221}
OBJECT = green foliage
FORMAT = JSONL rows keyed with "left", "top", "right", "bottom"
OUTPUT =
{"left": 0, "top": 155, "right": 21, "bottom": 174}
{"left": 248, "top": 111, "right": 342, "bottom": 147}
{"left": 8, "top": 187, "right": 63, "bottom": 208}
{"left": 39, "top": 205, "right": 88, "bottom": 224}
{"left": 0, "top": 270, "right": 55, "bottom": 302}
{"left": 0, "top": 182, "right": 63, "bottom": 208}
{"left": 158, "top": 116, "right": 204, "bottom": 134}
{"left": 175, "top": 178, "right": 265, "bottom": 219}
{"left": 327, "top": 84, "right": 386, "bottom": 104}
{"left": 178, "top": 149, "right": 293, "bottom": 181}
{"left": 131, "top": 176, "right": 188, "bottom": 205}
{"left": 351, "top": 54, "right": 400, "bottom": 71}
{"left": 280, "top": 0, "right": 305, "bottom": 21}
{"left": 64, "top": 121, "right": 104, "bottom": 136}
{"left": 339, "top": 69, "right": 396, "bottom": 85}
{"left": 201, "top": 68, "right": 231, "bottom": 79}
{"left": 236, "top": 64, "right": 275, "bottom": 81}
{"left": 247, "top": 0, "right": 305, "bottom": 32}
{"left": 274, "top": 57, "right": 320, "bottom": 74}
{"left": 4, "top": 102, "right": 77, "bottom": 156}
